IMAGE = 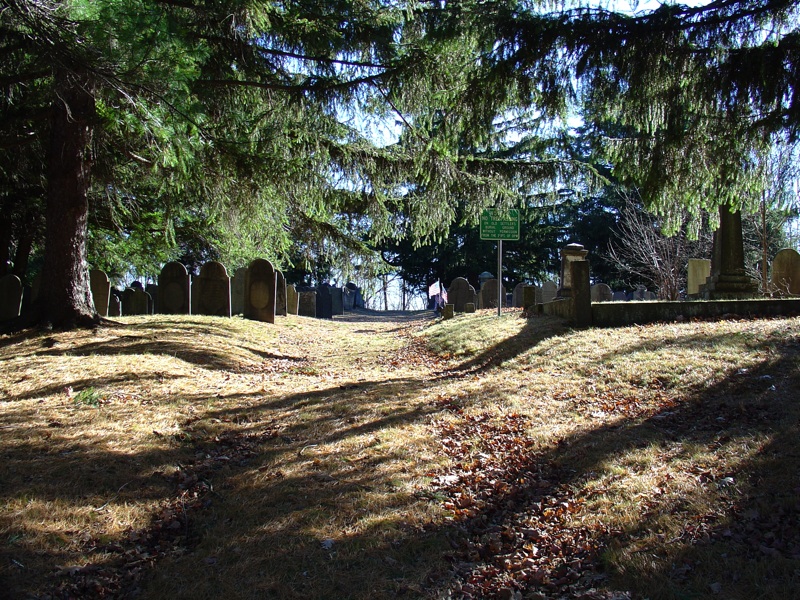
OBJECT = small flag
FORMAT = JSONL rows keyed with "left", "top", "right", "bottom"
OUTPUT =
{"left": 428, "top": 281, "right": 441, "bottom": 297}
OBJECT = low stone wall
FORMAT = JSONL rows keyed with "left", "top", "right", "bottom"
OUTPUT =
{"left": 591, "top": 298, "right": 800, "bottom": 327}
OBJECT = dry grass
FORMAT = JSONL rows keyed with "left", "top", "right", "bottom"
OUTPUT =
{"left": 1, "top": 309, "right": 799, "bottom": 599}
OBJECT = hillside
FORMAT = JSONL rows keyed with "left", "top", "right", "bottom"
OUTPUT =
{"left": 1, "top": 310, "right": 799, "bottom": 599}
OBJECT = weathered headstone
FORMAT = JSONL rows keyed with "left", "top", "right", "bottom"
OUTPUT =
{"left": 612, "top": 291, "right": 627, "bottom": 302}
{"left": 286, "top": 284, "right": 299, "bottom": 315}
{"left": 330, "top": 286, "right": 344, "bottom": 316}
{"left": 275, "top": 271, "right": 287, "bottom": 317}
{"left": 687, "top": 258, "right": 712, "bottom": 296}
{"left": 522, "top": 285, "right": 539, "bottom": 311}
{"left": 448, "top": 277, "right": 478, "bottom": 312}
{"left": 193, "top": 261, "right": 231, "bottom": 317}
{"left": 540, "top": 281, "right": 558, "bottom": 304}
{"left": 345, "top": 282, "right": 365, "bottom": 308}
{"left": 590, "top": 283, "right": 613, "bottom": 303}
{"left": 89, "top": 269, "right": 111, "bottom": 317}
{"left": 512, "top": 283, "right": 526, "bottom": 307}
{"left": 108, "top": 291, "right": 122, "bottom": 316}
{"left": 122, "top": 284, "right": 151, "bottom": 316}
{"left": 244, "top": 259, "right": 276, "bottom": 323}
{"left": 231, "top": 267, "right": 247, "bottom": 315}
{"left": 771, "top": 248, "right": 800, "bottom": 296}
{"left": 479, "top": 278, "right": 505, "bottom": 309}
{"left": 158, "top": 262, "right": 191, "bottom": 315}
{"left": 145, "top": 284, "right": 159, "bottom": 313}
{"left": 298, "top": 290, "right": 317, "bottom": 317}
{"left": 558, "top": 243, "right": 589, "bottom": 298}
{"left": 0, "top": 274, "right": 23, "bottom": 321}
{"left": 342, "top": 285, "right": 355, "bottom": 310}
{"left": 316, "top": 284, "right": 333, "bottom": 319}
{"left": 464, "top": 302, "right": 476, "bottom": 313}
{"left": 442, "top": 304, "right": 455, "bottom": 320}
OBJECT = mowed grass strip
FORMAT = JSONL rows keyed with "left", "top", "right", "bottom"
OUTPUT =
{"left": 1, "top": 310, "right": 798, "bottom": 599}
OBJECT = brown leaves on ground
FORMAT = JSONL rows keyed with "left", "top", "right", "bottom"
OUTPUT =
{"left": 430, "top": 411, "right": 614, "bottom": 599}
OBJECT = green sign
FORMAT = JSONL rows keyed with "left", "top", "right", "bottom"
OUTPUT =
{"left": 480, "top": 209, "right": 520, "bottom": 241}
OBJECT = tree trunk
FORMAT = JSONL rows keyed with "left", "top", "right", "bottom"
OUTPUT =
{"left": 37, "top": 68, "right": 99, "bottom": 328}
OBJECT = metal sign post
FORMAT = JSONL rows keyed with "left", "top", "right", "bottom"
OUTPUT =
{"left": 479, "top": 209, "right": 521, "bottom": 317}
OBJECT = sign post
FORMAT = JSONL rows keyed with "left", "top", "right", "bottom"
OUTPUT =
{"left": 479, "top": 209, "right": 520, "bottom": 317}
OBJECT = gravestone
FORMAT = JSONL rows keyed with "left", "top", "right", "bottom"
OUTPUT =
{"left": 700, "top": 204, "right": 758, "bottom": 298}
{"left": 342, "top": 285, "right": 355, "bottom": 310}
{"left": 108, "top": 292, "right": 122, "bottom": 317}
{"left": 771, "top": 248, "right": 800, "bottom": 296}
{"left": 122, "top": 284, "right": 151, "bottom": 316}
{"left": 442, "top": 304, "right": 455, "bottom": 320}
{"left": 479, "top": 278, "right": 505, "bottom": 309}
{"left": 286, "top": 284, "right": 299, "bottom": 315}
{"left": 316, "top": 284, "right": 333, "bottom": 319}
{"left": 464, "top": 302, "right": 476, "bottom": 313}
{"left": 448, "top": 277, "right": 478, "bottom": 312}
{"left": 330, "top": 286, "right": 344, "bottom": 316}
{"left": 344, "top": 282, "right": 365, "bottom": 308}
{"left": 590, "top": 283, "right": 613, "bottom": 303}
{"left": 158, "top": 262, "right": 191, "bottom": 314}
{"left": 612, "top": 291, "right": 627, "bottom": 302}
{"left": 244, "top": 259, "right": 276, "bottom": 323}
{"left": 275, "top": 271, "right": 287, "bottom": 317}
{"left": 231, "top": 267, "right": 247, "bottom": 315}
{"left": 298, "top": 290, "right": 317, "bottom": 317}
{"left": 687, "top": 258, "right": 712, "bottom": 296}
{"left": 558, "top": 243, "right": 589, "bottom": 298}
{"left": 89, "top": 269, "right": 111, "bottom": 317}
{"left": 540, "top": 281, "right": 558, "bottom": 304}
{"left": 0, "top": 274, "right": 23, "bottom": 321}
{"left": 522, "top": 285, "right": 538, "bottom": 311}
{"left": 512, "top": 283, "right": 526, "bottom": 307}
{"left": 145, "top": 284, "right": 159, "bottom": 313}
{"left": 193, "top": 261, "right": 231, "bottom": 317}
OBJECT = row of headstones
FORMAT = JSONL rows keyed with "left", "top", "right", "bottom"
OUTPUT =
{"left": 441, "top": 277, "right": 654, "bottom": 315}
{"left": 0, "top": 260, "right": 365, "bottom": 323}
{"left": 688, "top": 250, "right": 800, "bottom": 296}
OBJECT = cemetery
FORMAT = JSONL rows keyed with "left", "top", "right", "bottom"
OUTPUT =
{"left": 5, "top": 0, "right": 800, "bottom": 598}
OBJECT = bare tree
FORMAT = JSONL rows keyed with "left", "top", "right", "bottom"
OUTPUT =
{"left": 607, "top": 195, "right": 712, "bottom": 300}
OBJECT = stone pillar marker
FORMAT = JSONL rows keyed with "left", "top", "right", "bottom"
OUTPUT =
{"left": 687, "top": 259, "right": 712, "bottom": 296}
{"left": 700, "top": 205, "right": 758, "bottom": 299}
{"left": 442, "top": 304, "right": 455, "bottom": 319}
{"left": 244, "top": 259, "right": 276, "bottom": 324}
{"left": 158, "top": 261, "right": 191, "bottom": 314}
{"left": 558, "top": 243, "right": 589, "bottom": 298}
{"left": 89, "top": 269, "right": 111, "bottom": 317}
{"left": 571, "top": 260, "right": 592, "bottom": 327}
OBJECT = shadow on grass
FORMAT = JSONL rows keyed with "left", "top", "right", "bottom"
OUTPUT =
{"left": 2, "top": 318, "right": 799, "bottom": 599}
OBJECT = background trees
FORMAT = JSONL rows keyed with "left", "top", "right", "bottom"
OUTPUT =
{"left": 3, "top": 0, "right": 800, "bottom": 325}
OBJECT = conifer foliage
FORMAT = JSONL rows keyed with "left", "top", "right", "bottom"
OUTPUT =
{"left": 2, "top": 0, "right": 798, "bottom": 326}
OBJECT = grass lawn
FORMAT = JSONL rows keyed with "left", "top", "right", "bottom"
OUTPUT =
{"left": 1, "top": 309, "right": 799, "bottom": 599}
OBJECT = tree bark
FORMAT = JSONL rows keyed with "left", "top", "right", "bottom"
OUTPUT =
{"left": 37, "top": 68, "right": 99, "bottom": 328}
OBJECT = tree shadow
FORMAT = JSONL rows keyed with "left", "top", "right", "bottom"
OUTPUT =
{"left": 2, "top": 318, "right": 798, "bottom": 599}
